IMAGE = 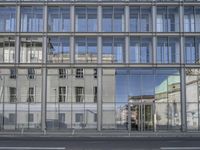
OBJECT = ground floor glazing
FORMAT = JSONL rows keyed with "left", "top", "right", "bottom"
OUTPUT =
{"left": 0, "top": 67, "right": 199, "bottom": 132}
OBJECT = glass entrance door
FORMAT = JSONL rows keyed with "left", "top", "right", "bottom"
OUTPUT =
{"left": 129, "top": 102, "right": 154, "bottom": 131}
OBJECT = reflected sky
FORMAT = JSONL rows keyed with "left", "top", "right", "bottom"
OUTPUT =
{"left": 115, "top": 68, "right": 180, "bottom": 103}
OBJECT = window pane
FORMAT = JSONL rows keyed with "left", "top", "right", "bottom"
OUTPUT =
{"left": 48, "top": 7, "right": 70, "bottom": 32}
{"left": 47, "top": 36, "right": 70, "bottom": 63}
{"left": 20, "top": 37, "right": 43, "bottom": 63}
{"left": 102, "top": 37, "right": 113, "bottom": 63}
{"left": 102, "top": 7, "right": 112, "bottom": 32}
{"left": 157, "top": 37, "right": 179, "bottom": 64}
{"left": 0, "top": 37, "right": 15, "bottom": 63}
{"left": 0, "top": 7, "right": 16, "bottom": 32}
{"left": 21, "top": 7, "right": 43, "bottom": 32}
{"left": 114, "top": 37, "right": 124, "bottom": 63}
{"left": 184, "top": 7, "right": 195, "bottom": 32}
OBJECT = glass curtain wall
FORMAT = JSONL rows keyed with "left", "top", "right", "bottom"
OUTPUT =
{"left": 48, "top": 7, "right": 70, "bottom": 32}
{"left": 47, "top": 36, "right": 70, "bottom": 63}
{"left": 75, "top": 37, "right": 97, "bottom": 63}
{"left": 46, "top": 68, "right": 97, "bottom": 129}
{"left": 102, "top": 68, "right": 181, "bottom": 131}
{"left": 186, "top": 68, "right": 200, "bottom": 131}
{"left": 0, "top": 68, "right": 42, "bottom": 130}
{"left": 0, "top": 7, "right": 16, "bottom": 32}
{"left": 0, "top": 37, "right": 15, "bottom": 63}
{"left": 21, "top": 7, "right": 43, "bottom": 32}
{"left": 130, "top": 7, "right": 152, "bottom": 32}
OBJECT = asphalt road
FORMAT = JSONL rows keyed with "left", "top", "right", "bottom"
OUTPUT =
{"left": 0, "top": 137, "right": 200, "bottom": 150}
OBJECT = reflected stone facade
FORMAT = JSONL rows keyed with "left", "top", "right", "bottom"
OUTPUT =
{"left": 0, "top": 0, "right": 199, "bottom": 133}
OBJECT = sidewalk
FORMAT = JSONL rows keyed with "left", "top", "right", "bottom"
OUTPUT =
{"left": 0, "top": 130, "right": 200, "bottom": 137}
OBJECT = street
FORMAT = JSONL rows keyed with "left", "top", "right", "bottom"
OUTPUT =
{"left": 0, "top": 137, "right": 200, "bottom": 150}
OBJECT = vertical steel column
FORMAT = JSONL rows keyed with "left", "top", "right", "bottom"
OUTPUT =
{"left": 181, "top": 67, "right": 187, "bottom": 132}
{"left": 70, "top": 5, "right": 75, "bottom": 64}
{"left": 98, "top": 5, "right": 102, "bottom": 33}
{"left": 97, "top": 68, "right": 102, "bottom": 131}
{"left": 41, "top": 5, "right": 47, "bottom": 132}
{"left": 98, "top": 5, "right": 102, "bottom": 64}
{"left": 125, "top": 6, "right": 129, "bottom": 64}
{"left": 16, "top": 5, "right": 20, "bottom": 64}
{"left": 97, "top": 5, "right": 102, "bottom": 131}
{"left": 180, "top": 4, "right": 187, "bottom": 132}
{"left": 152, "top": 5, "right": 156, "bottom": 64}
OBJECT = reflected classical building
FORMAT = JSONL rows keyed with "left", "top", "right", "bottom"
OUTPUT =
{"left": 0, "top": 0, "right": 200, "bottom": 133}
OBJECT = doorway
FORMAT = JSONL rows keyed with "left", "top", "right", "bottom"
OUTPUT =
{"left": 129, "top": 102, "right": 154, "bottom": 131}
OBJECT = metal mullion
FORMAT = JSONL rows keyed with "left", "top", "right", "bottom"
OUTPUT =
{"left": 194, "top": 6, "right": 196, "bottom": 32}
{"left": 139, "top": 7, "right": 141, "bottom": 32}
{"left": 112, "top": 37, "right": 114, "bottom": 63}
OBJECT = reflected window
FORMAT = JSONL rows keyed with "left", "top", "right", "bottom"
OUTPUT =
{"left": 102, "top": 37, "right": 125, "bottom": 63}
{"left": 47, "top": 36, "right": 69, "bottom": 63}
{"left": 8, "top": 113, "right": 16, "bottom": 124}
{"left": 21, "top": 7, "right": 43, "bottom": 32}
{"left": 185, "top": 37, "right": 200, "bottom": 64}
{"left": 0, "top": 7, "right": 16, "bottom": 32}
{"left": 75, "top": 113, "right": 83, "bottom": 122}
{"left": 59, "top": 68, "right": 67, "bottom": 78}
{"left": 75, "top": 87, "right": 84, "bottom": 103}
{"left": 20, "top": 37, "right": 43, "bottom": 63}
{"left": 59, "top": 86, "right": 66, "bottom": 102}
{"left": 0, "top": 37, "right": 15, "bottom": 63}
{"left": 27, "top": 87, "right": 34, "bottom": 103}
{"left": 184, "top": 7, "right": 200, "bottom": 32}
{"left": 94, "top": 68, "right": 97, "bottom": 78}
{"left": 102, "top": 7, "right": 124, "bottom": 32}
{"left": 157, "top": 7, "right": 179, "bottom": 32}
{"left": 75, "top": 37, "right": 97, "bottom": 63}
{"left": 48, "top": 7, "right": 70, "bottom": 32}
{"left": 94, "top": 86, "right": 97, "bottom": 103}
{"left": 157, "top": 37, "right": 180, "bottom": 63}
{"left": 76, "top": 68, "right": 84, "bottom": 78}
{"left": 94, "top": 113, "right": 97, "bottom": 122}
{"left": 130, "top": 37, "right": 152, "bottom": 63}
{"left": 9, "top": 87, "right": 16, "bottom": 103}
{"left": 75, "top": 7, "right": 97, "bottom": 32}
{"left": 10, "top": 68, "right": 16, "bottom": 79}
{"left": 130, "top": 7, "right": 151, "bottom": 32}
{"left": 28, "top": 114, "right": 34, "bottom": 122}
{"left": 27, "top": 68, "right": 35, "bottom": 79}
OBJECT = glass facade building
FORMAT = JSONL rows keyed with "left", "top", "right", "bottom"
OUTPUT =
{"left": 0, "top": 0, "right": 200, "bottom": 133}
